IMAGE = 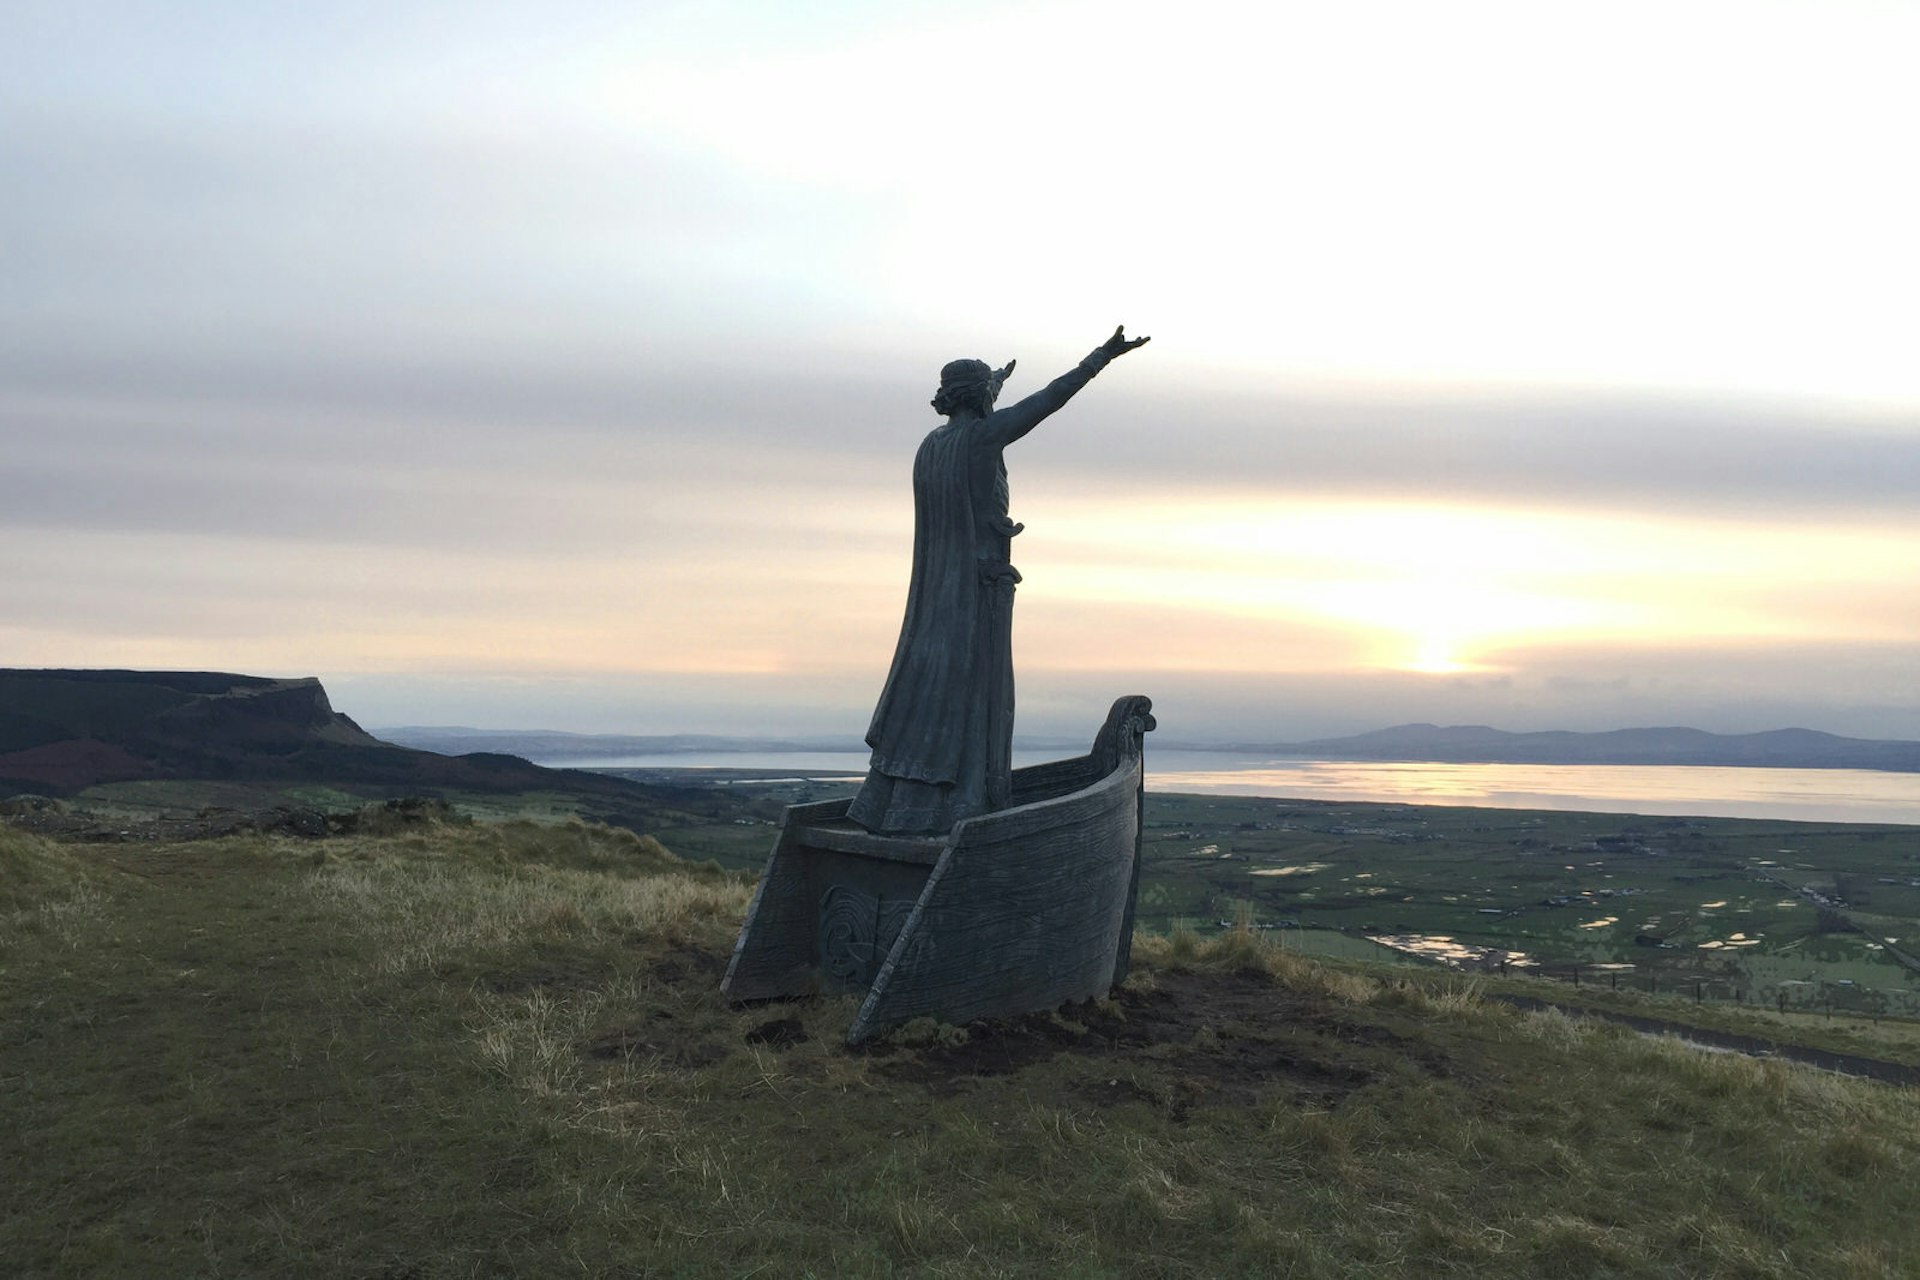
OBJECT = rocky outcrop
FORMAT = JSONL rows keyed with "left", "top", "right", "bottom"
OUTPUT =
{"left": 150, "top": 676, "right": 378, "bottom": 747}
{"left": 0, "top": 669, "right": 739, "bottom": 842}
{"left": 2, "top": 669, "right": 426, "bottom": 794}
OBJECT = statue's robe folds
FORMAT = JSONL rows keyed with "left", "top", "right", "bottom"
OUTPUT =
{"left": 850, "top": 349, "right": 1113, "bottom": 835}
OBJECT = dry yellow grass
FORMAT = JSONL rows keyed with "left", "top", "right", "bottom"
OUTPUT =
{"left": 0, "top": 823, "right": 103, "bottom": 946}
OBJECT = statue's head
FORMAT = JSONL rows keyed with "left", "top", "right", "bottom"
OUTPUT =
{"left": 931, "top": 359, "right": 1003, "bottom": 417}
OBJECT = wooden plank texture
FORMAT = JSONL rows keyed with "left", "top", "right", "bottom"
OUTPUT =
{"left": 723, "top": 695, "right": 1156, "bottom": 1040}
{"left": 848, "top": 757, "right": 1139, "bottom": 1038}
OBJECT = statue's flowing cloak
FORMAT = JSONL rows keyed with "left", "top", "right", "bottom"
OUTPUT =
{"left": 851, "top": 349, "right": 1111, "bottom": 834}
{"left": 864, "top": 417, "right": 1015, "bottom": 788}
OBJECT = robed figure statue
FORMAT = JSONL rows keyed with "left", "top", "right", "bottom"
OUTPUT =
{"left": 848, "top": 326, "right": 1150, "bottom": 835}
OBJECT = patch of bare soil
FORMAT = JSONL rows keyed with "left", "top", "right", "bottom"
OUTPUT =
{"left": 864, "top": 969, "right": 1453, "bottom": 1116}
{"left": 588, "top": 953, "right": 1468, "bottom": 1120}
{"left": 744, "top": 1017, "right": 809, "bottom": 1048}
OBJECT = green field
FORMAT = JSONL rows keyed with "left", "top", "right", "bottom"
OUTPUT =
{"left": 576, "top": 772, "right": 1920, "bottom": 1025}
{"left": 1131, "top": 794, "right": 1920, "bottom": 1020}
{"left": 44, "top": 768, "right": 1920, "bottom": 1027}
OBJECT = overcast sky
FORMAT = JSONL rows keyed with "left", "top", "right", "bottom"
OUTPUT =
{"left": 4, "top": 0, "right": 1917, "bottom": 742}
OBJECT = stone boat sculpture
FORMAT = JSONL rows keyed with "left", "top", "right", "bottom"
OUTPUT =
{"left": 722, "top": 695, "right": 1155, "bottom": 1042}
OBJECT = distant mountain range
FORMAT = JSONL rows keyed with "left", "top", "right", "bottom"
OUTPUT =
{"left": 379, "top": 721, "right": 1920, "bottom": 774}
{"left": 9, "top": 670, "right": 1915, "bottom": 791}
{"left": 1233, "top": 724, "right": 1920, "bottom": 773}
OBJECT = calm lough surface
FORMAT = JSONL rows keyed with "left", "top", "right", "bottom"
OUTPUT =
{"left": 541, "top": 748, "right": 1920, "bottom": 827}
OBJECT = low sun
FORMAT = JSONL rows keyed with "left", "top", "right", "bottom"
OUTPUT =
{"left": 1406, "top": 634, "right": 1480, "bottom": 675}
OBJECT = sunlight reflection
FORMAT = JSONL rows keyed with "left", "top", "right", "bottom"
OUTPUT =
{"left": 1145, "top": 757, "right": 1920, "bottom": 825}
{"left": 1368, "top": 933, "right": 1535, "bottom": 969}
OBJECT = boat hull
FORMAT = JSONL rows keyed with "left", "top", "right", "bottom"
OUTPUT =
{"left": 721, "top": 695, "right": 1155, "bottom": 1043}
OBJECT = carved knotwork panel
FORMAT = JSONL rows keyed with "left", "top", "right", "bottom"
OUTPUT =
{"left": 818, "top": 883, "right": 916, "bottom": 989}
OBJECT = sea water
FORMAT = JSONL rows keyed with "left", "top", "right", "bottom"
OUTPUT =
{"left": 536, "top": 747, "right": 1920, "bottom": 826}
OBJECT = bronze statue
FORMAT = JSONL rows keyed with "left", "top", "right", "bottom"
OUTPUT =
{"left": 725, "top": 327, "right": 1157, "bottom": 1036}
{"left": 849, "top": 325, "right": 1150, "bottom": 834}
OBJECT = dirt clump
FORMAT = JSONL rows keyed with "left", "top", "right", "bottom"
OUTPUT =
{"left": 744, "top": 1017, "right": 810, "bottom": 1048}
{"left": 867, "top": 968, "right": 1440, "bottom": 1114}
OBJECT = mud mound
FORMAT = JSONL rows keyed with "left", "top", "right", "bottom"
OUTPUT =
{"left": 865, "top": 968, "right": 1454, "bottom": 1115}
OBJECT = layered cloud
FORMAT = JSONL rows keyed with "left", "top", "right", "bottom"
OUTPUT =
{"left": 3, "top": 0, "right": 1915, "bottom": 738}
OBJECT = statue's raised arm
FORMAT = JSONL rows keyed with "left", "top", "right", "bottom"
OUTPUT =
{"left": 988, "top": 325, "right": 1150, "bottom": 445}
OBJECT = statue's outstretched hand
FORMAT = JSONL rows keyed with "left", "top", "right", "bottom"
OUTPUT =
{"left": 1100, "top": 325, "right": 1151, "bottom": 358}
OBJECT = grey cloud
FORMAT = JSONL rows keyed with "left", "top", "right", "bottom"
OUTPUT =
{"left": 5, "top": 66, "right": 1914, "bottom": 572}
{"left": 1021, "top": 650, "right": 1920, "bottom": 746}
{"left": 6, "top": 367, "right": 1914, "bottom": 566}
{"left": 5, "top": 110, "right": 1911, "bottom": 527}
{"left": 0, "top": 397, "right": 899, "bottom": 555}
{"left": 1017, "top": 384, "right": 1920, "bottom": 520}
{"left": 364, "top": 658, "right": 1911, "bottom": 746}
{"left": 0, "top": 113, "right": 869, "bottom": 397}
{"left": 2, "top": 323, "right": 911, "bottom": 553}
{"left": 1479, "top": 640, "right": 1920, "bottom": 738}
{"left": 1547, "top": 674, "right": 1632, "bottom": 693}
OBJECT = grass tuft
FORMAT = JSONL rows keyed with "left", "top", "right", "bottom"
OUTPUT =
{"left": 0, "top": 823, "right": 93, "bottom": 910}
{"left": 0, "top": 824, "right": 103, "bottom": 947}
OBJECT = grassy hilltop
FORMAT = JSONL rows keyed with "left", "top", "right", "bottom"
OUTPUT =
{"left": 5, "top": 812, "right": 1919, "bottom": 1278}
